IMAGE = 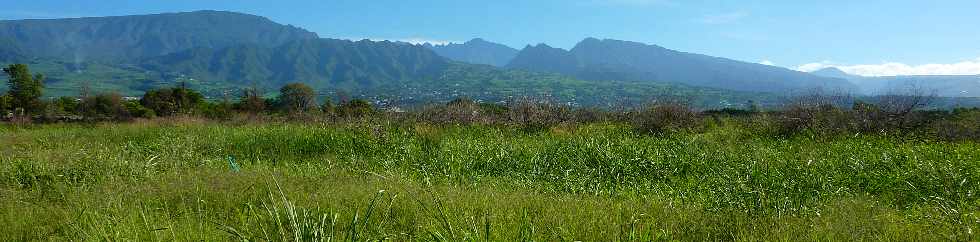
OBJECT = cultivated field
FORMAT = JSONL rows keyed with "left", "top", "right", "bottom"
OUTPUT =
{"left": 3, "top": 119, "right": 979, "bottom": 241}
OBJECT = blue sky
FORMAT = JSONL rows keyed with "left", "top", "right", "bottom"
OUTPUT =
{"left": 3, "top": 0, "right": 980, "bottom": 76}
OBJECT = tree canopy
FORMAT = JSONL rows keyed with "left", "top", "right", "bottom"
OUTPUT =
{"left": 3, "top": 64, "right": 44, "bottom": 114}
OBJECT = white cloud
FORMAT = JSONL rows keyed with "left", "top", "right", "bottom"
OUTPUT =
{"left": 395, "top": 38, "right": 458, "bottom": 46}
{"left": 340, "top": 37, "right": 458, "bottom": 46}
{"left": 699, "top": 11, "right": 749, "bottom": 24}
{"left": 796, "top": 58, "right": 980, "bottom": 77}
{"left": 759, "top": 60, "right": 776, "bottom": 66}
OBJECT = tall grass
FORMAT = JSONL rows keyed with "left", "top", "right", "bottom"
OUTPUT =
{"left": 1, "top": 120, "right": 978, "bottom": 240}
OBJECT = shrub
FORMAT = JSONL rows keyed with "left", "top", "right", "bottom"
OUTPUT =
{"left": 124, "top": 101, "right": 156, "bottom": 119}
{"left": 424, "top": 97, "right": 484, "bottom": 124}
{"left": 931, "top": 109, "right": 980, "bottom": 141}
{"left": 320, "top": 99, "right": 335, "bottom": 116}
{"left": 632, "top": 102, "right": 701, "bottom": 134}
{"left": 704, "top": 108, "right": 756, "bottom": 117}
{"left": 0, "top": 94, "right": 11, "bottom": 113}
{"left": 79, "top": 93, "right": 130, "bottom": 121}
{"left": 337, "top": 99, "right": 374, "bottom": 118}
{"left": 236, "top": 88, "right": 267, "bottom": 114}
{"left": 276, "top": 83, "right": 317, "bottom": 113}
{"left": 572, "top": 107, "right": 617, "bottom": 123}
{"left": 51, "top": 96, "right": 79, "bottom": 115}
{"left": 507, "top": 98, "right": 572, "bottom": 131}
{"left": 197, "top": 101, "right": 236, "bottom": 120}
{"left": 140, "top": 86, "right": 205, "bottom": 116}
{"left": 777, "top": 103, "right": 853, "bottom": 136}
{"left": 774, "top": 93, "right": 856, "bottom": 136}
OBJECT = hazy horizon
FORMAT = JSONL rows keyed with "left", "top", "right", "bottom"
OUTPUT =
{"left": 3, "top": 0, "right": 980, "bottom": 77}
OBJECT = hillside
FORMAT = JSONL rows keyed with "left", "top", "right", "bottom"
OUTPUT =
{"left": 425, "top": 38, "right": 519, "bottom": 67}
{"left": 507, "top": 38, "right": 858, "bottom": 93}
{"left": 141, "top": 40, "right": 777, "bottom": 107}
{"left": 0, "top": 10, "right": 318, "bottom": 62}
{"left": 141, "top": 39, "right": 450, "bottom": 90}
{"left": 0, "top": 11, "right": 840, "bottom": 107}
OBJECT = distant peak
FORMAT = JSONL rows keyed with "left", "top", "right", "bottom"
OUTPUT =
{"left": 574, "top": 37, "right": 658, "bottom": 47}
{"left": 467, "top": 38, "right": 488, "bottom": 43}
{"left": 810, "top": 67, "right": 857, "bottom": 79}
{"left": 812, "top": 67, "right": 848, "bottom": 75}
{"left": 175, "top": 10, "right": 259, "bottom": 17}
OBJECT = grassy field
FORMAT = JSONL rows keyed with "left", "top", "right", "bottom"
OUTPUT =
{"left": 2, "top": 119, "right": 979, "bottom": 241}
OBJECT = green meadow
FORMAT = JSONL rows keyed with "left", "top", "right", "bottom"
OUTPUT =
{"left": 2, "top": 119, "right": 979, "bottom": 241}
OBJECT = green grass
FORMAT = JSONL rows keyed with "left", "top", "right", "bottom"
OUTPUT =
{"left": 2, "top": 120, "right": 979, "bottom": 240}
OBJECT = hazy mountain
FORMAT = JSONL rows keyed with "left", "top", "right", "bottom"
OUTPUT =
{"left": 811, "top": 67, "right": 980, "bottom": 97}
{"left": 425, "top": 38, "right": 519, "bottom": 67}
{"left": 0, "top": 10, "right": 318, "bottom": 62}
{"left": 0, "top": 38, "right": 26, "bottom": 62}
{"left": 507, "top": 44, "right": 579, "bottom": 74}
{"left": 141, "top": 39, "right": 451, "bottom": 89}
{"left": 810, "top": 67, "right": 855, "bottom": 80}
{"left": 0, "top": 11, "right": 860, "bottom": 107}
{"left": 507, "top": 38, "right": 858, "bottom": 93}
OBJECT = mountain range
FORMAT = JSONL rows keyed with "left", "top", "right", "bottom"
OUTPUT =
{"left": 0, "top": 10, "right": 976, "bottom": 108}
{"left": 503, "top": 38, "right": 858, "bottom": 93}
{"left": 811, "top": 67, "right": 980, "bottom": 97}
{"left": 425, "top": 38, "right": 519, "bottom": 67}
{"left": 0, "top": 10, "right": 317, "bottom": 62}
{"left": 141, "top": 39, "right": 449, "bottom": 90}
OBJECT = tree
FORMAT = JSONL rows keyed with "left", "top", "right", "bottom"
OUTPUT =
{"left": 51, "top": 96, "right": 80, "bottom": 115}
{"left": 140, "top": 86, "right": 204, "bottom": 116}
{"left": 236, "top": 87, "right": 266, "bottom": 114}
{"left": 277, "top": 83, "right": 316, "bottom": 113}
{"left": 337, "top": 99, "right": 374, "bottom": 118}
{"left": 0, "top": 94, "right": 11, "bottom": 113}
{"left": 3, "top": 64, "right": 44, "bottom": 115}
{"left": 124, "top": 101, "right": 156, "bottom": 119}
{"left": 320, "top": 99, "right": 335, "bottom": 115}
{"left": 79, "top": 93, "right": 130, "bottom": 120}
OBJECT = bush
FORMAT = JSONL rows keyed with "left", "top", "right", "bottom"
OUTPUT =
{"left": 507, "top": 98, "right": 572, "bottom": 131}
{"left": 931, "top": 109, "right": 980, "bottom": 141}
{"left": 572, "top": 107, "right": 618, "bottom": 123}
{"left": 320, "top": 99, "right": 335, "bottom": 115}
{"left": 51, "top": 97, "right": 79, "bottom": 115}
{"left": 236, "top": 88, "right": 267, "bottom": 114}
{"left": 276, "top": 83, "right": 317, "bottom": 114}
{"left": 79, "top": 93, "right": 130, "bottom": 121}
{"left": 337, "top": 99, "right": 374, "bottom": 118}
{"left": 632, "top": 102, "right": 701, "bottom": 134}
{"left": 124, "top": 101, "right": 156, "bottom": 119}
{"left": 140, "top": 86, "right": 205, "bottom": 116}
{"left": 197, "top": 101, "right": 234, "bottom": 120}
{"left": 0, "top": 94, "right": 11, "bottom": 113}
{"left": 421, "top": 98, "right": 485, "bottom": 124}
{"left": 777, "top": 103, "right": 853, "bottom": 136}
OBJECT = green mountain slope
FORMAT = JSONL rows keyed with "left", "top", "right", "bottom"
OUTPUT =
{"left": 425, "top": 38, "right": 519, "bottom": 67}
{"left": 140, "top": 39, "right": 451, "bottom": 90}
{"left": 507, "top": 38, "right": 858, "bottom": 93}
{"left": 0, "top": 11, "right": 810, "bottom": 108}
{"left": 0, "top": 10, "right": 317, "bottom": 62}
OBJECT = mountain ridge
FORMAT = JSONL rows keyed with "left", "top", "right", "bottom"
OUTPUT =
{"left": 425, "top": 38, "right": 519, "bottom": 67}
{"left": 0, "top": 10, "right": 319, "bottom": 62}
{"left": 507, "top": 38, "right": 858, "bottom": 93}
